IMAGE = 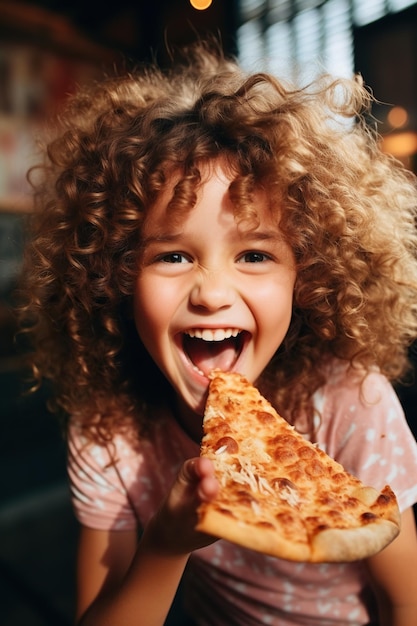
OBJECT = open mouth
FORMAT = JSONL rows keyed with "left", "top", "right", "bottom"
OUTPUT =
{"left": 182, "top": 328, "right": 247, "bottom": 376}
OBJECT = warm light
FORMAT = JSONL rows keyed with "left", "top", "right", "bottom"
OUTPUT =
{"left": 381, "top": 131, "right": 417, "bottom": 158}
{"left": 190, "top": 0, "right": 212, "bottom": 9}
{"left": 387, "top": 106, "right": 408, "bottom": 129}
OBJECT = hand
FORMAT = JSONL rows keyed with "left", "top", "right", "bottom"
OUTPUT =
{"left": 142, "top": 457, "right": 219, "bottom": 557}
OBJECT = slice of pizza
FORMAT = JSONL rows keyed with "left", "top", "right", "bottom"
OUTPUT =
{"left": 196, "top": 370, "right": 401, "bottom": 563}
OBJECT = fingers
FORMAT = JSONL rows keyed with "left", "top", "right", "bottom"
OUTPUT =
{"left": 195, "top": 456, "right": 216, "bottom": 478}
{"left": 177, "top": 457, "right": 219, "bottom": 503}
{"left": 146, "top": 458, "right": 219, "bottom": 555}
{"left": 196, "top": 459, "right": 219, "bottom": 502}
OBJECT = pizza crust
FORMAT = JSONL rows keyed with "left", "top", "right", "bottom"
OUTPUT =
{"left": 197, "top": 506, "right": 311, "bottom": 561}
{"left": 310, "top": 519, "right": 400, "bottom": 563}
{"left": 196, "top": 370, "right": 401, "bottom": 563}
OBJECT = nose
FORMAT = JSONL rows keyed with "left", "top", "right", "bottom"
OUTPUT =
{"left": 189, "top": 269, "right": 236, "bottom": 311}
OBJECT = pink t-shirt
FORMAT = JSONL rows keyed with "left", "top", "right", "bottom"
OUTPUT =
{"left": 68, "top": 364, "right": 417, "bottom": 625}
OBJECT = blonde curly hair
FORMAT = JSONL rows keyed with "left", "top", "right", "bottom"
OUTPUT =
{"left": 18, "top": 41, "right": 417, "bottom": 441}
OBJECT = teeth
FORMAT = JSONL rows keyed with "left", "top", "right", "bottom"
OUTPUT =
{"left": 186, "top": 328, "right": 240, "bottom": 342}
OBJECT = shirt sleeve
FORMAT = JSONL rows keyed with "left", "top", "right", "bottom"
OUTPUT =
{"left": 318, "top": 368, "right": 417, "bottom": 513}
{"left": 67, "top": 424, "right": 140, "bottom": 531}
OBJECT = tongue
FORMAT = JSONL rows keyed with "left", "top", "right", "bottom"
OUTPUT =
{"left": 186, "top": 338, "right": 237, "bottom": 375}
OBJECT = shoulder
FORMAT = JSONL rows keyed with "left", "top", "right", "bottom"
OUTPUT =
{"left": 312, "top": 360, "right": 402, "bottom": 448}
{"left": 67, "top": 412, "right": 200, "bottom": 530}
{"left": 315, "top": 360, "right": 417, "bottom": 511}
{"left": 67, "top": 421, "right": 146, "bottom": 530}
{"left": 67, "top": 421, "right": 143, "bottom": 471}
{"left": 318, "top": 360, "right": 401, "bottom": 417}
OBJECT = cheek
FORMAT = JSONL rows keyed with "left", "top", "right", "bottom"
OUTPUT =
{"left": 133, "top": 276, "right": 178, "bottom": 340}
{"left": 255, "top": 275, "right": 295, "bottom": 312}
{"left": 254, "top": 280, "right": 295, "bottom": 336}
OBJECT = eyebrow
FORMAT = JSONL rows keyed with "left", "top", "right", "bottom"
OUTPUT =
{"left": 140, "top": 233, "right": 184, "bottom": 248}
{"left": 242, "top": 231, "right": 284, "bottom": 242}
{"left": 141, "top": 230, "right": 285, "bottom": 247}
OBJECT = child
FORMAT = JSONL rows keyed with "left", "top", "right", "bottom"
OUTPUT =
{"left": 19, "top": 41, "right": 417, "bottom": 625}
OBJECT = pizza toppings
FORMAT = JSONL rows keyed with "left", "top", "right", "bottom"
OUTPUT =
{"left": 196, "top": 370, "right": 401, "bottom": 563}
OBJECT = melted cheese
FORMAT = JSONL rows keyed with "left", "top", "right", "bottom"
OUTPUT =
{"left": 213, "top": 448, "right": 300, "bottom": 507}
{"left": 240, "top": 438, "right": 272, "bottom": 463}
{"left": 205, "top": 406, "right": 225, "bottom": 421}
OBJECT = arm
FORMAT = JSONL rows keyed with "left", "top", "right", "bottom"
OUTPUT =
{"left": 366, "top": 507, "right": 417, "bottom": 626}
{"left": 76, "top": 457, "right": 218, "bottom": 626}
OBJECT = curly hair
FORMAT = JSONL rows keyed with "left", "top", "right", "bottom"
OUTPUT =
{"left": 18, "top": 41, "right": 417, "bottom": 442}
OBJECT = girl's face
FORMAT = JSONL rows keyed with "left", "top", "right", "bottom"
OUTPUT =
{"left": 134, "top": 162, "right": 296, "bottom": 421}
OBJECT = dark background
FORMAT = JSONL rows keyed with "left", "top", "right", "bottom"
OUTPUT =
{"left": 0, "top": 0, "right": 240, "bottom": 64}
{"left": 0, "top": 2, "right": 416, "bottom": 625}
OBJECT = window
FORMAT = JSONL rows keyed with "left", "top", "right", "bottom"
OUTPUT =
{"left": 237, "top": 0, "right": 416, "bottom": 84}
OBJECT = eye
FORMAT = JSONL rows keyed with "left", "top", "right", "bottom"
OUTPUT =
{"left": 158, "top": 253, "right": 190, "bottom": 264}
{"left": 237, "top": 251, "right": 271, "bottom": 263}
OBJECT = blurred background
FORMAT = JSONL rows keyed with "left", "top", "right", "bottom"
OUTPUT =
{"left": 0, "top": 1, "right": 416, "bottom": 624}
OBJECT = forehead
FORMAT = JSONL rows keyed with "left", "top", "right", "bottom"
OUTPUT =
{"left": 142, "top": 161, "right": 277, "bottom": 237}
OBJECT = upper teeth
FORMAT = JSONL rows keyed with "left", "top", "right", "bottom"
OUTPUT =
{"left": 186, "top": 328, "right": 240, "bottom": 342}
